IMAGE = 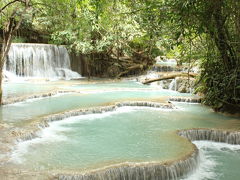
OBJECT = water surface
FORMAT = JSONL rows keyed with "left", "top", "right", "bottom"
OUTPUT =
{"left": 11, "top": 104, "right": 238, "bottom": 172}
{"left": 0, "top": 83, "right": 193, "bottom": 125}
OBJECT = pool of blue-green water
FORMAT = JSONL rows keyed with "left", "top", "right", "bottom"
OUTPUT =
{"left": 62, "top": 81, "right": 158, "bottom": 91}
{"left": 3, "top": 80, "right": 195, "bottom": 98}
{"left": 11, "top": 103, "right": 239, "bottom": 173}
{"left": 3, "top": 82, "right": 57, "bottom": 98}
{"left": 3, "top": 80, "right": 240, "bottom": 178}
{"left": 3, "top": 81, "right": 149, "bottom": 98}
{"left": 1, "top": 82, "right": 193, "bottom": 124}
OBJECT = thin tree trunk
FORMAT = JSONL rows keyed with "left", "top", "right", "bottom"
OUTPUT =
{"left": 211, "top": 0, "right": 237, "bottom": 70}
{"left": 0, "top": 0, "right": 30, "bottom": 104}
{"left": 0, "top": 56, "right": 3, "bottom": 103}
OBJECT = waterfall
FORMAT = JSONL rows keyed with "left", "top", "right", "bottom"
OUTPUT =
{"left": 178, "top": 129, "right": 240, "bottom": 145}
{"left": 169, "top": 79, "right": 177, "bottom": 91}
{"left": 4, "top": 43, "right": 81, "bottom": 80}
{"left": 58, "top": 151, "right": 199, "bottom": 180}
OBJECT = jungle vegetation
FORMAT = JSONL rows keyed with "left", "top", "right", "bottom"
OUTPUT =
{"left": 0, "top": 0, "right": 240, "bottom": 113}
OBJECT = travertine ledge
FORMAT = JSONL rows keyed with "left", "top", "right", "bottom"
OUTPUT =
{"left": 58, "top": 128, "right": 240, "bottom": 180}
{"left": 11, "top": 107, "right": 240, "bottom": 180}
{"left": 178, "top": 128, "right": 240, "bottom": 145}
{"left": 58, "top": 149, "right": 199, "bottom": 180}
{"left": 17, "top": 101, "right": 175, "bottom": 142}
{"left": 2, "top": 90, "right": 81, "bottom": 105}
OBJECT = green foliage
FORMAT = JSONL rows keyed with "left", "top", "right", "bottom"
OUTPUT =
{"left": 32, "top": 0, "right": 145, "bottom": 55}
{"left": 199, "top": 58, "right": 240, "bottom": 111}
{"left": 165, "top": 0, "right": 240, "bottom": 112}
{"left": 12, "top": 37, "right": 27, "bottom": 43}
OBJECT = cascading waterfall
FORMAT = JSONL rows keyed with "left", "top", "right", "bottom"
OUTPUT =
{"left": 4, "top": 43, "right": 81, "bottom": 80}
{"left": 58, "top": 151, "right": 199, "bottom": 180}
{"left": 178, "top": 129, "right": 240, "bottom": 145}
{"left": 169, "top": 79, "right": 177, "bottom": 91}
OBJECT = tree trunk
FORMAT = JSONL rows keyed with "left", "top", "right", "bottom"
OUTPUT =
{"left": 0, "top": 31, "right": 14, "bottom": 104}
{"left": 211, "top": 0, "right": 237, "bottom": 70}
{"left": 0, "top": 0, "right": 30, "bottom": 104}
{"left": 0, "top": 59, "right": 3, "bottom": 103}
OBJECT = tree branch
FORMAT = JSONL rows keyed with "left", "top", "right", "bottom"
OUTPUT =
{"left": 0, "top": 0, "right": 25, "bottom": 13}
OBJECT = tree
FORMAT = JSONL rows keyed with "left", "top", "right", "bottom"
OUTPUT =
{"left": 34, "top": 0, "right": 157, "bottom": 77}
{"left": 164, "top": 0, "right": 240, "bottom": 113}
{"left": 0, "top": 0, "right": 30, "bottom": 104}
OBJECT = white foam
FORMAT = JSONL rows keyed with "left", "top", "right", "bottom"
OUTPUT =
{"left": 10, "top": 125, "right": 68, "bottom": 164}
{"left": 183, "top": 141, "right": 240, "bottom": 180}
{"left": 51, "top": 106, "right": 158, "bottom": 126}
{"left": 182, "top": 148, "right": 218, "bottom": 180}
{"left": 194, "top": 141, "right": 240, "bottom": 151}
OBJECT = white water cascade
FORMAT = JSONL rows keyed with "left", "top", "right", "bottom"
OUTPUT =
{"left": 169, "top": 79, "right": 177, "bottom": 91}
{"left": 4, "top": 43, "right": 81, "bottom": 80}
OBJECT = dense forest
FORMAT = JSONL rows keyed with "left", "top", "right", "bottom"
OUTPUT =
{"left": 1, "top": 0, "right": 240, "bottom": 113}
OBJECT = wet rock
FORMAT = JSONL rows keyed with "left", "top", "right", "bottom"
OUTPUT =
{"left": 175, "top": 77, "right": 195, "bottom": 93}
{"left": 169, "top": 97, "right": 201, "bottom": 103}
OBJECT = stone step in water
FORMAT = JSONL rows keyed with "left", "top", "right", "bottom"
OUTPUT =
{"left": 169, "top": 97, "right": 201, "bottom": 103}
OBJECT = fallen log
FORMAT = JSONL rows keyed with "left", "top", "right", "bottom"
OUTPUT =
{"left": 142, "top": 72, "right": 197, "bottom": 84}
